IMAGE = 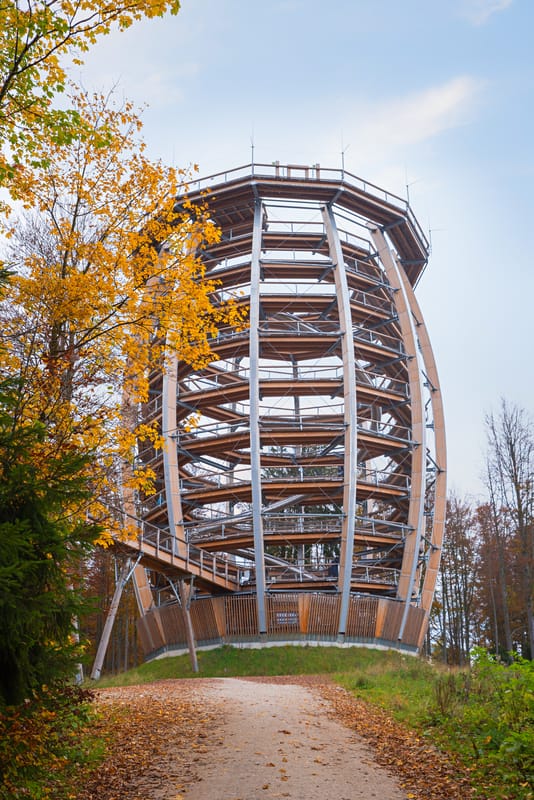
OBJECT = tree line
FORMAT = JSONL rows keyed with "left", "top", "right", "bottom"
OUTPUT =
{"left": 432, "top": 400, "right": 534, "bottom": 664}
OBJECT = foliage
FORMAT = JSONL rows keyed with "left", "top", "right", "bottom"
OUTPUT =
{"left": 428, "top": 649, "right": 534, "bottom": 798}
{"left": 0, "top": 683, "right": 102, "bottom": 800}
{"left": 432, "top": 495, "right": 479, "bottom": 665}
{"left": 0, "top": 0, "right": 180, "bottom": 193}
{"left": 1, "top": 88, "right": 245, "bottom": 541}
{"left": 0, "top": 377, "right": 102, "bottom": 705}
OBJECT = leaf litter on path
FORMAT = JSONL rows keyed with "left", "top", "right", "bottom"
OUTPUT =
{"left": 76, "top": 676, "right": 476, "bottom": 800}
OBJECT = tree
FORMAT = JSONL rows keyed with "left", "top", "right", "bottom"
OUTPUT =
{"left": 1, "top": 88, "right": 243, "bottom": 538}
{"left": 434, "top": 494, "right": 479, "bottom": 665}
{"left": 485, "top": 400, "right": 534, "bottom": 659}
{"left": 0, "top": 0, "right": 180, "bottom": 193}
{"left": 0, "top": 377, "right": 101, "bottom": 705}
{"left": 474, "top": 500, "right": 514, "bottom": 658}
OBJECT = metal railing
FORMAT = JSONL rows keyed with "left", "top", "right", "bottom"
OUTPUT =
{"left": 179, "top": 364, "right": 407, "bottom": 397}
{"left": 132, "top": 518, "right": 242, "bottom": 586}
{"left": 186, "top": 513, "right": 410, "bottom": 544}
{"left": 179, "top": 162, "right": 429, "bottom": 270}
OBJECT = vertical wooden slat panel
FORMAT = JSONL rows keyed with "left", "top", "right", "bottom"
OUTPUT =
{"left": 190, "top": 597, "right": 220, "bottom": 642}
{"left": 159, "top": 605, "right": 187, "bottom": 648}
{"left": 137, "top": 593, "right": 424, "bottom": 658}
{"left": 211, "top": 596, "right": 227, "bottom": 638}
{"left": 267, "top": 594, "right": 300, "bottom": 637}
{"left": 401, "top": 606, "right": 426, "bottom": 647}
{"left": 137, "top": 608, "right": 167, "bottom": 654}
{"left": 381, "top": 601, "right": 404, "bottom": 642}
{"left": 298, "top": 594, "right": 311, "bottom": 634}
{"left": 375, "top": 599, "right": 388, "bottom": 639}
{"left": 225, "top": 595, "right": 258, "bottom": 638}
{"left": 307, "top": 594, "right": 339, "bottom": 638}
{"left": 346, "top": 596, "right": 378, "bottom": 639}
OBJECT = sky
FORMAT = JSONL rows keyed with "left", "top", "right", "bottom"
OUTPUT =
{"left": 75, "top": 0, "right": 533, "bottom": 499}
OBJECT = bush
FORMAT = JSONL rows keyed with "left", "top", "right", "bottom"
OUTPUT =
{"left": 429, "top": 649, "right": 534, "bottom": 798}
{"left": 0, "top": 683, "right": 101, "bottom": 800}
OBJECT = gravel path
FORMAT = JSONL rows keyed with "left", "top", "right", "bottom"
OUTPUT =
{"left": 83, "top": 677, "right": 472, "bottom": 800}
{"left": 185, "top": 677, "right": 407, "bottom": 800}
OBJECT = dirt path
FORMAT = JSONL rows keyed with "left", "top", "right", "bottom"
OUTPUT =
{"left": 185, "top": 677, "right": 406, "bottom": 799}
{"left": 81, "top": 677, "right": 474, "bottom": 800}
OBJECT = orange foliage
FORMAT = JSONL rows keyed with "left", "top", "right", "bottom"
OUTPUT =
{"left": 1, "top": 88, "right": 246, "bottom": 542}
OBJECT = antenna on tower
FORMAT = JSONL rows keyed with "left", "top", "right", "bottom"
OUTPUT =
{"left": 428, "top": 223, "right": 444, "bottom": 255}
{"left": 341, "top": 139, "right": 350, "bottom": 176}
{"left": 250, "top": 132, "right": 255, "bottom": 170}
{"left": 405, "top": 169, "right": 421, "bottom": 206}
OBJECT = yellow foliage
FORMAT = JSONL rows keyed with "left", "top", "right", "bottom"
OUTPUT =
{"left": 1, "top": 87, "right": 248, "bottom": 542}
{"left": 0, "top": 0, "right": 181, "bottom": 196}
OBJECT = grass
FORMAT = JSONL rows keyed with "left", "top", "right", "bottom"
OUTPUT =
{"left": 95, "top": 643, "right": 438, "bottom": 729}
{"left": 94, "top": 643, "right": 414, "bottom": 687}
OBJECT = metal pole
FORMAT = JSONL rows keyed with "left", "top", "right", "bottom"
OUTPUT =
{"left": 249, "top": 196, "right": 268, "bottom": 634}
{"left": 178, "top": 579, "right": 199, "bottom": 673}
{"left": 322, "top": 204, "right": 358, "bottom": 637}
{"left": 90, "top": 558, "right": 132, "bottom": 681}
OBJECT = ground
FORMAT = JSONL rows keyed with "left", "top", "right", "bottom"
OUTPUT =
{"left": 78, "top": 676, "right": 475, "bottom": 800}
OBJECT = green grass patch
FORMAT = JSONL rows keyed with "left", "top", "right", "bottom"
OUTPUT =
{"left": 94, "top": 643, "right": 409, "bottom": 686}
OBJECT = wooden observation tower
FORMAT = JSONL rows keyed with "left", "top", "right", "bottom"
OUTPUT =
{"left": 108, "top": 163, "right": 446, "bottom": 662}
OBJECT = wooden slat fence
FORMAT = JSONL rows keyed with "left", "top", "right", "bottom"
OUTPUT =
{"left": 136, "top": 592, "right": 426, "bottom": 657}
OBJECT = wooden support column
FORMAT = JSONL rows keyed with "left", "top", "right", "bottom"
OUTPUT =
{"left": 370, "top": 226, "right": 426, "bottom": 642}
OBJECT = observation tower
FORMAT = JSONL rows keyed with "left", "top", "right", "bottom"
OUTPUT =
{"left": 123, "top": 163, "right": 446, "bottom": 658}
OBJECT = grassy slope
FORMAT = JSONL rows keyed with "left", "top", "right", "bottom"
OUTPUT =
{"left": 96, "top": 645, "right": 435, "bottom": 726}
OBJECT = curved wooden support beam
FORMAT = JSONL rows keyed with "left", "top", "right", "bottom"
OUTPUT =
{"left": 370, "top": 226, "right": 426, "bottom": 640}
{"left": 396, "top": 268, "right": 447, "bottom": 646}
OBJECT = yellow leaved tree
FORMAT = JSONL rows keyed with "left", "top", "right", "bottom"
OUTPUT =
{"left": 0, "top": 0, "right": 180, "bottom": 193}
{"left": 1, "top": 88, "right": 244, "bottom": 542}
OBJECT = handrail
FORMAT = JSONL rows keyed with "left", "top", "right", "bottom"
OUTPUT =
{"left": 178, "top": 466, "right": 410, "bottom": 494}
{"left": 241, "top": 562, "right": 400, "bottom": 586}
{"left": 178, "top": 162, "right": 428, "bottom": 271}
{"left": 180, "top": 162, "right": 408, "bottom": 212}
{"left": 180, "top": 364, "right": 407, "bottom": 397}
{"left": 176, "top": 416, "right": 411, "bottom": 443}
{"left": 187, "top": 514, "right": 409, "bottom": 543}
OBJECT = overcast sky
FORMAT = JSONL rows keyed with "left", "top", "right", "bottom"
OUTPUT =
{"left": 76, "top": 0, "right": 533, "bottom": 499}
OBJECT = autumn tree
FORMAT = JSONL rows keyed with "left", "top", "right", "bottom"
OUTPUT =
{"left": 1, "top": 87, "right": 242, "bottom": 538}
{"left": 485, "top": 400, "right": 534, "bottom": 659}
{"left": 0, "top": 0, "right": 180, "bottom": 193}
{"left": 435, "top": 494, "right": 479, "bottom": 665}
{"left": 474, "top": 501, "right": 516, "bottom": 658}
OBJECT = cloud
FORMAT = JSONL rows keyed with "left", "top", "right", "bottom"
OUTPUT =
{"left": 334, "top": 75, "right": 482, "bottom": 166}
{"left": 460, "top": 0, "right": 513, "bottom": 25}
{"left": 175, "top": 75, "right": 483, "bottom": 186}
